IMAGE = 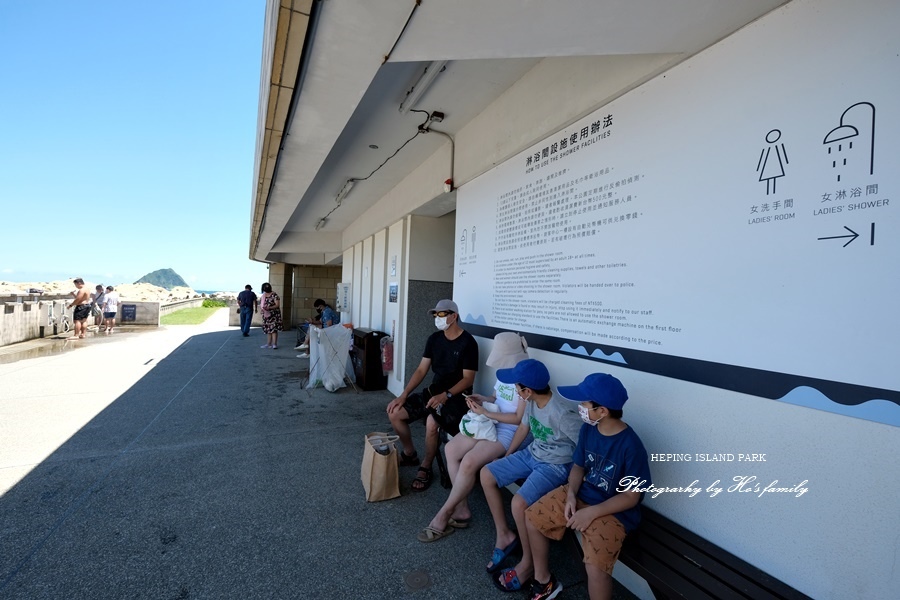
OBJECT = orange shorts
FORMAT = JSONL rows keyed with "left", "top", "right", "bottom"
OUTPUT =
{"left": 526, "top": 485, "right": 627, "bottom": 575}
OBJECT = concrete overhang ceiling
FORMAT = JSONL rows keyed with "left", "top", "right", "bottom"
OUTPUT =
{"left": 251, "top": 0, "right": 790, "bottom": 265}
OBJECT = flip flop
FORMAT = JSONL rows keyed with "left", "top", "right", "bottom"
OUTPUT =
{"left": 485, "top": 537, "right": 520, "bottom": 573}
{"left": 493, "top": 567, "right": 529, "bottom": 592}
{"left": 448, "top": 517, "right": 471, "bottom": 529}
{"left": 417, "top": 525, "right": 455, "bottom": 543}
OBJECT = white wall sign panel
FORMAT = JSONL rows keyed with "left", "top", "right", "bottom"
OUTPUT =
{"left": 455, "top": 3, "right": 899, "bottom": 426}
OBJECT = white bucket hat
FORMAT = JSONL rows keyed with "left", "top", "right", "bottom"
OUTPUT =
{"left": 486, "top": 332, "right": 529, "bottom": 369}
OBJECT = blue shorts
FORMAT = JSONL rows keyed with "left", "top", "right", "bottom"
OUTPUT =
{"left": 103, "top": 312, "right": 116, "bottom": 319}
{"left": 486, "top": 447, "right": 572, "bottom": 505}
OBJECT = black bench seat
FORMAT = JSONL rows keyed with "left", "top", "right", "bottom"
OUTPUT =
{"left": 618, "top": 507, "right": 813, "bottom": 600}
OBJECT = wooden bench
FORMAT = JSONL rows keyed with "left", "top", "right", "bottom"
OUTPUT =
{"left": 503, "top": 482, "right": 811, "bottom": 600}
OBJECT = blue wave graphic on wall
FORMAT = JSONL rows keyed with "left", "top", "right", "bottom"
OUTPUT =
{"left": 465, "top": 314, "right": 488, "bottom": 325}
{"left": 560, "top": 343, "right": 627, "bottom": 364}
{"left": 458, "top": 322, "right": 899, "bottom": 428}
{"left": 778, "top": 386, "right": 900, "bottom": 427}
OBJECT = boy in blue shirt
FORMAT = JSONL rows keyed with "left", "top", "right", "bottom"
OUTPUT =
{"left": 524, "top": 373, "right": 651, "bottom": 600}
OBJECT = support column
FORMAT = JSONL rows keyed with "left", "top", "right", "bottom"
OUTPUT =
{"left": 268, "top": 262, "right": 294, "bottom": 329}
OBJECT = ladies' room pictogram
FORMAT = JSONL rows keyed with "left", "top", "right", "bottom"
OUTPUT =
{"left": 757, "top": 128, "right": 789, "bottom": 195}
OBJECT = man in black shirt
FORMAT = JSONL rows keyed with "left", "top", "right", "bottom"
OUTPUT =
{"left": 387, "top": 299, "right": 479, "bottom": 491}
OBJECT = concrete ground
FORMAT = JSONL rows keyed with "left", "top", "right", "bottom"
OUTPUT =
{"left": 0, "top": 309, "right": 637, "bottom": 599}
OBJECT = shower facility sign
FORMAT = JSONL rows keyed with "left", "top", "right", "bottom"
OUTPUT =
{"left": 454, "top": 38, "right": 899, "bottom": 401}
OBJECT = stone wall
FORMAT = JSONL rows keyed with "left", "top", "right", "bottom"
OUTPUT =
{"left": 292, "top": 265, "right": 342, "bottom": 329}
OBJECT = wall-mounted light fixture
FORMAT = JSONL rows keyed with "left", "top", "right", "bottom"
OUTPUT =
{"left": 315, "top": 217, "right": 328, "bottom": 231}
{"left": 399, "top": 60, "right": 447, "bottom": 115}
{"left": 335, "top": 179, "right": 355, "bottom": 205}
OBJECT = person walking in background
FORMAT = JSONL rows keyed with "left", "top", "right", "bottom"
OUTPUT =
{"left": 296, "top": 298, "right": 340, "bottom": 357}
{"left": 67, "top": 278, "right": 91, "bottom": 339}
{"left": 259, "top": 282, "right": 283, "bottom": 349}
{"left": 101, "top": 286, "right": 120, "bottom": 335}
{"left": 90, "top": 284, "right": 106, "bottom": 330}
{"left": 237, "top": 284, "right": 257, "bottom": 337}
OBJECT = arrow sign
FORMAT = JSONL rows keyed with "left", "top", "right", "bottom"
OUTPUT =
{"left": 818, "top": 226, "right": 859, "bottom": 247}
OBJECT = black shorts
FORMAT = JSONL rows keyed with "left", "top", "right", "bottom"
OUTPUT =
{"left": 73, "top": 304, "right": 91, "bottom": 321}
{"left": 403, "top": 385, "right": 471, "bottom": 435}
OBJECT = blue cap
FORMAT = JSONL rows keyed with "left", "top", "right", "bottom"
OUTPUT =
{"left": 558, "top": 373, "right": 628, "bottom": 410}
{"left": 496, "top": 359, "right": 550, "bottom": 390}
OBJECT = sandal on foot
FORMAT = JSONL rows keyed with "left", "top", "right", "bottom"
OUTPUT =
{"left": 417, "top": 525, "right": 455, "bottom": 543}
{"left": 493, "top": 567, "right": 529, "bottom": 592}
{"left": 448, "top": 517, "right": 471, "bottom": 529}
{"left": 398, "top": 450, "right": 419, "bottom": 467}
{"left": 486, "top": 537, "right": 520, "bottom": 573}
{"left": 411, "top": 466, "right": 433, "bottom": 492}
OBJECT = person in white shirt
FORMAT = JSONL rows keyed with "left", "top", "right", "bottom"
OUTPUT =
{"left": 101, "top": 285, "right": 120, "bottom": 335}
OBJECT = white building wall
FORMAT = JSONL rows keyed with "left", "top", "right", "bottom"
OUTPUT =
{"left": 407, "top": 214, "right": 456, "bottom": 282}
{"left": 454, "top": 2, "right": 898, "bottom": 599}
{"left": 351, "top": 241, "right": 363, "bottom": 328}
{"left": 341, "top": 245, "right": 353, "bottom": 316}
{"left": 359, "top": 237, "right": 373, "bottom": 329}
{"left": 371, "top": 229, "right": 387, "bottom": 332}
{"left": 386, "top": 219, "right": 408, "bottom": 391}
{"left": 337, "top": 2, "right": 899, "bottom": 597}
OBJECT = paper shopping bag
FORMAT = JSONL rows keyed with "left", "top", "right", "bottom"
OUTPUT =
{"left": 361, "top": 432, "right": 401, "bottom": 502}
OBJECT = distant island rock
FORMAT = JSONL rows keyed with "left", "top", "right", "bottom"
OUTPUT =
{"left": 135, "top": 268, "right": 188, "bottom": 290}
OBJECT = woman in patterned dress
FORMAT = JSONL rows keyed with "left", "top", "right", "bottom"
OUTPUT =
{"left": 259, "top": 282, "right": 283, "bottom": 349}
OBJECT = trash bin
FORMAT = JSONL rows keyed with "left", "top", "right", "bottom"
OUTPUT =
{"left": 351, "top": 328, "right": 388, "bottom": 391}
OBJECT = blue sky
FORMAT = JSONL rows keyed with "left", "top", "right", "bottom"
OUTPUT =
{"left": 0, "top": 1, "right": 270, "bottom": 291}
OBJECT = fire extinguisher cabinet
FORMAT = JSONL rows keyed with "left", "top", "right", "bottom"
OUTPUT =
{"left": 351, "top": 328, "right": 388, "bottom": 391}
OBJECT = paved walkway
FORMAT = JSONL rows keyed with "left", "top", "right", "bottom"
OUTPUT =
{"left": 0, "top": 310, "right": 631, "bottom": 599}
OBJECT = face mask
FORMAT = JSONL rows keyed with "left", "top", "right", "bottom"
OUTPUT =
{"left": 578, "top": 405, "right": 602, "bottom": 426}
{"left": 434, "top": 316, "right": 449, "bottom": 331}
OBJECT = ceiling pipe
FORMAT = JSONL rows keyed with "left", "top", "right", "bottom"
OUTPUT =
{"left": 422, "top": 122, "right": 455, "bottom": 192}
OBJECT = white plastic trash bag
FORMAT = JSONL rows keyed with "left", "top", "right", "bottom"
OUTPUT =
{"left": 459, "top": 401, "right": 500, "bottom": 442}
{"left": 305, "top": 325, "right": 354, "bottom": 392}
